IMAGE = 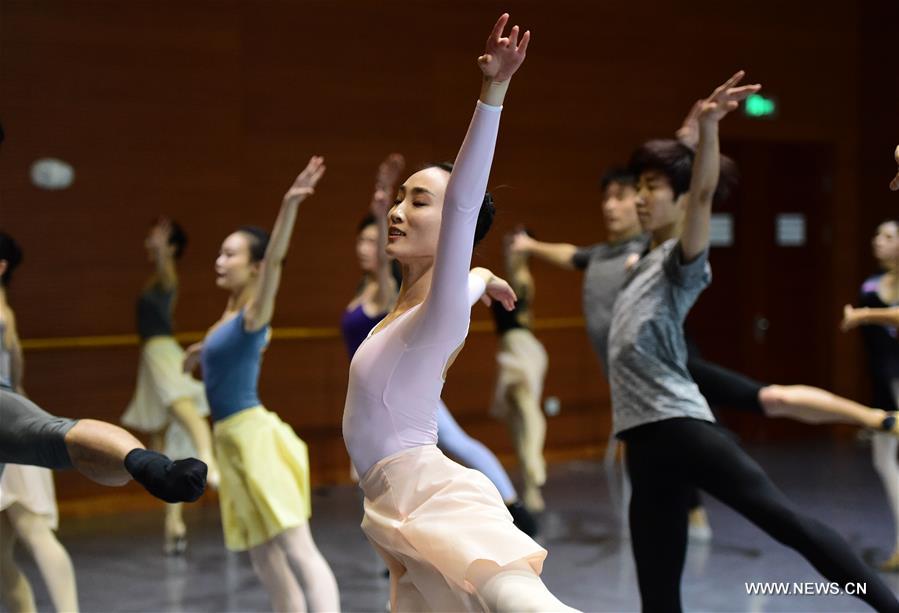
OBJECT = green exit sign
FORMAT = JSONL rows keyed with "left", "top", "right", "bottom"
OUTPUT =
{"left": 744, "top": 93, "right": 776, "bottom": 118}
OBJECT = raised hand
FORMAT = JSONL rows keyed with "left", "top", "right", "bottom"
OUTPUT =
{"left": 284, "top": 155, "right": 326, "bottom": 207}
{"left": 182, "top": 342, "right": 203, "bottom": 374}
{"left": 478, "top": 13, "right": 530, "bottom": 83}
{"left": 676, "top": 99, "right": 703, "bottom": 150}
{"left": 891, "top": 145, "right": 899, "bottom": 191}
{"left": 481, "top": 272, "right": 518, "bottom": 310}
{"left": 841, "top": 304, "right": 860, "bottom": 332}
{"left": 509, "top": 230, "right": 535, "bottom": 255}
{"left": 372, "top": 153, "right": 405, "bottom": 217}
{"left": 148, "top": 218, "right": 173, "bottom": 251}
{"left": 697, "top": 71, "right": 761, "bottom": 125}
{"left": 376, "top": 153, "right": 405, "bottom": 190}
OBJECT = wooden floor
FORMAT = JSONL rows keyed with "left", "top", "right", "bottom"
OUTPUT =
{"left": 5, "top": 438, "right": 899, "bottom": 612}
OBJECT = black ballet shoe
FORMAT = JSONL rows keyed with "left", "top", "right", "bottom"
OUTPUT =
{"left": 124, "top": 449, "right": 207, "bottom": 503}
{"left": 507, "top": 500, "right": 539, "bottom": 537}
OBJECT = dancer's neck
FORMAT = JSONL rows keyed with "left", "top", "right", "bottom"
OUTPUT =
{"left": 226, "top": 283, "right": 256, "bottom": 316}
{"left": 396, "top": 259, "right": 434, "bottom": 312}
{"left": 607, "top": 226, "right": 643, "bottom": 245}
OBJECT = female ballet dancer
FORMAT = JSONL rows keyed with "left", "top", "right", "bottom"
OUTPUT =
{"left": 0, "top": 232, "right": 207, "bottom": 503}
{"left": 489, "top": 230, "right": 548, "bottom": 513}
{"left": 607, "top": 72, "right": 898, "bottom": 612}
{"left": 342, "top": 15, "right": 575, "bottom": 611}
{"left": 183, "top": 157, "right": 340, "bottom": 612}
{"left": 841, "top": 219, "right": 899, "bottom": 571}
{"left": 121, "top": 217, "right": 216, "bottom": 554}
{"left": 0, "top": 233, "right": 78, "bottom": 613}
{"left": 342, "top": 154, "right": 537, "bottom": 534}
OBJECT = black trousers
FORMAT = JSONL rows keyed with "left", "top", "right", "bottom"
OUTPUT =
{"left": 623, "top": 418, "right": 899, "bottom": 613}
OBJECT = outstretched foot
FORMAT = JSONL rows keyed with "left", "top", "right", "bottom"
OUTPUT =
{"left": 125, "top": 449, "right": 207, "bottom": 503}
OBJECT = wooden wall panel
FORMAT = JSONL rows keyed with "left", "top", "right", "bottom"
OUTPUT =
{"left": 1, "top": 0, "right": 883, "bottom": 508}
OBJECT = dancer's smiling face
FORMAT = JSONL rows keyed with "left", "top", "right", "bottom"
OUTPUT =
{"left": 385, "top": 167, "right": 449, "bottom": 262}
{"left": 873, "top": 221, "right": 899, "bottom": 268}
{"left": 635, "top": 170, "right": 686, "bottom": 233}
{"left": 215, "top": 232, "right": 260, "bottom": 291}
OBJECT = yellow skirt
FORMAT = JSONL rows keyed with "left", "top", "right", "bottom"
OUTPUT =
{"left": 214, "top": 406, "right": 311, "bottom": 551}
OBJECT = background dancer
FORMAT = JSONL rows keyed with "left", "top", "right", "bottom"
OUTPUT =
{"left": 184, "top": 157, "right": 340, "bottom": 612}
{"left": 489, "top": 230, "right": 549, "bottom": 513}
{"left": 121, "top": 217, "right": 216, "bottom": 554}
{"left": 607, "top": 72, "right": 898, "bottom": 612}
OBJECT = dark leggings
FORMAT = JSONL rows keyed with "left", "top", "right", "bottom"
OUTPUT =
{"left": 624, "top": 418, "right": 899, "bottom": 613}
{"left": 688, "top": 351, "right": 765, "bottom": 414}
{"left": 684, "top": 348, "right": 767, "bottom": 510}
{"left": 0, "top": 388, "right": 76, "bottom": 471}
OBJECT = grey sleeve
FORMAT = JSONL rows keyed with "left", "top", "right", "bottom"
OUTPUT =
{"left": 663, "top": 242, "right": 710, "bottom": 289}
{"left": 572, "top": 245, "right": 597, "bottom": 270}
{"left": 0, "top": 389, "right": 76, "bottom": 469}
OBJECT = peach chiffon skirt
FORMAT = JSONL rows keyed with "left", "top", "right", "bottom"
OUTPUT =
{"left": 360, "top": 444, "right": 546, "bottom": 612}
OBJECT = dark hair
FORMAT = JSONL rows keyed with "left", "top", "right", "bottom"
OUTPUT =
{"left": 425, "top": 162, "right": 495, "bottom": 246}
{"left": 628, "top": 139, "right": 737, "bottom": 205}
{"left": 0, "top": 232, "right": 23, "bottom": 286}
{"left": 357, "top": 214, "right": 377, "bottom": 234}
{"left": 237, "top": 226, "right": 271, "bottom": 262}
{"left": 600, "top": 167, "right": 637, "bottom": 191}
{"left": 168, "top": 221, "right": 188, "bottom": 259}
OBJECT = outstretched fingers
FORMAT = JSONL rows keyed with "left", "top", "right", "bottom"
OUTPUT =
{"left": 517, "top": 29, "right": 531, "bottom": 54}
{"left": 488, "top": 13, "right": 510, "bottom": 45}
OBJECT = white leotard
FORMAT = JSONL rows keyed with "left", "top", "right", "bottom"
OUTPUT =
{"left": 342, "top": 101, "right": 501, "bottom": 477}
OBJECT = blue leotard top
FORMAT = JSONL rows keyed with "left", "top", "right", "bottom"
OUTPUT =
{"left": 201, "top": 310, "right": 270, "bottom": 422}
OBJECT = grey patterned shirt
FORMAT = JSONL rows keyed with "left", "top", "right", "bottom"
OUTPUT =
{"left": 572, "top": 234, "right": 649, "bottom": 372}
{"left": 608, "top": 239, "right": 714, "bottom": 436}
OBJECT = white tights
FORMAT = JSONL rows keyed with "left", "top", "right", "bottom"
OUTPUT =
{"left": 248, "top": 523, "right": 340, "bottom": 612}
{"left": 469, "top": 560, "right": 580, "bottom": 613}
{"left": 872, "top": 432, "right": 899, "bottom": 554}
{"left": 0, "top": 504, "right": 78, "bottom": 613}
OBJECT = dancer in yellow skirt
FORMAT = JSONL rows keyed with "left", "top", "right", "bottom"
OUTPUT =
{"left": 183, "top": 157, "right": 340, "bottom": 612}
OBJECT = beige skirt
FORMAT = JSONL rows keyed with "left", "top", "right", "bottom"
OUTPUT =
{"left": 491, "top": 328, "right": 548, "bottom": 419}
{"left": 121, "top": 336, "right": 209, "bottom": 458}
{"left": 0, "top": 465, "right": 58, "bottom": 529}
{"left": 214, "top": 406, "right": 311, "bottom": 551}
{"left": 360, "top": 445, "right": 546, "bottom": 611}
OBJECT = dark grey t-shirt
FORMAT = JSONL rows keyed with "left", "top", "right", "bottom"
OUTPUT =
{"left": 572, "top": 234, "right": 649, "bottom": 372}
{"left": 608, "top": 239, "right": 714, "bottom": 436}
